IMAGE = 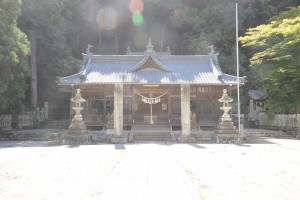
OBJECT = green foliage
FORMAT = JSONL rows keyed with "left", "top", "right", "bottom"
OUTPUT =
{"left": 262, "top": 57, "right": 300, "bottom": 113}
{"left": 240, "top": 6, "right": 300, "bottom": 113}
{"left": 240, "top": 6, "right": 300, "bottom": 65}
{"left": 19, "top": 0, "right": 81, "bottom": 107}
{"left": 0, "top": 0, "right": 30, "bottom": 111}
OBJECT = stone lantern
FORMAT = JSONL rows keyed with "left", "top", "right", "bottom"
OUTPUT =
{"left": 71, "top": 89, "right": 86, "bottom": 121}
{"left": 219, "top": 89, "right": 233, "bottom": 122}
{"left": 65, "top": 89, "right": 90, "bottom": 144}
{"left": 214, "top": 89, "right": 239, "bottom": 143}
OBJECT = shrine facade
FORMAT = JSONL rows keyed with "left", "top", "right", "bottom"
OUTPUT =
{"left": 58, "top": 40, "right": 246, "bottom": 142}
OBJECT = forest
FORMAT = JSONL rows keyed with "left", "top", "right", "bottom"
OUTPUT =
{"left": 0, "top": 0, "right": 299, "bottom": 115}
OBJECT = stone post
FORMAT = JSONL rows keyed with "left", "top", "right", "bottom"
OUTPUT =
{"left": 178, "top": 84, "right": 195, "bottom": 143}
{"left": 44, "top": 102, "right": 49, "bottom": 120}
{"left": 111, "top": 83, "right": 127, "bottom": 143}
{"left": 248, "top": 99, "right": 256, "bottom": 122}
{"left": 239, "top": 123, "right": 244, "bottom": 143}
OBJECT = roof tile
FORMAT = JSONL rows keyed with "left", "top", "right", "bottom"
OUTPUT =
{"left": 58, "top": 54, "right": 246, "bottom": 85}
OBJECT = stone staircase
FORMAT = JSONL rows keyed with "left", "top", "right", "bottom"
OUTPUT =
{"left": 131, "top": 122, "right": 172, "bottom": 142}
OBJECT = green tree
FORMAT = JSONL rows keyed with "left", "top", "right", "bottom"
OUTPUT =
{"left": 19, "top": 0, "right": 80, "bottom": 110}
{"left": 0, "top": 0, "right": 30, "bottom": 111}
{"left": 240, "top": 6, "right": 300, "bottom": 113}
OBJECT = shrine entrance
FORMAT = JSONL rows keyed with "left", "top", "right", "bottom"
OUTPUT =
{"left": 132, "top": 85, "right": 169, "bottom": 124}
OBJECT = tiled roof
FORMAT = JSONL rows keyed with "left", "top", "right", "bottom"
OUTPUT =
{"left": 58, "top": 53, "right": 246, "bottom": 86}
{"left": 248, "top": 90, "right": 266, "bottom": 100}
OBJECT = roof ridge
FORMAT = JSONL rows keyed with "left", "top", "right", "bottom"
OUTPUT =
{"left": 89, "top": 54, "right": 145, "bottom": 62}
{"left": 221, "top": 73, "right": 247, "bottom": 84}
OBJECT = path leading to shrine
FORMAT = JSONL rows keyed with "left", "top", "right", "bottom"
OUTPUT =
{"left": 0, "top": 139, "right": 300, "bottom": 200}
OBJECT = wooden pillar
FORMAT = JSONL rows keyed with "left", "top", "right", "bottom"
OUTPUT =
{"left": 178, "top": 84, "right": 195, "bottom": 143}
{"left": 132, "top": 85, "right": 136, "bottom": 120}
{"left": 168, "top": 85, "right": 171, "bottom": 118}
{"left": 103, "top": 85, "right": 107, "bottom": 115}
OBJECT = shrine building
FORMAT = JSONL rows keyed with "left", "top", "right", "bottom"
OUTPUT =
{"left": 58, "top": 40, "right": 246, "bottom": 142}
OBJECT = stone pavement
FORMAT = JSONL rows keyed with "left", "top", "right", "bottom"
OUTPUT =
{"left": 1, "top": 138, "right": 300, "bottom": 200}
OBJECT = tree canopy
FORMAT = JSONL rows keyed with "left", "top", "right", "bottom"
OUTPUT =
{"left": 240, "top": 6, "right": 300, "bottom": 65}
{"left": 19, "top": 0, "right": 81, "bottom": 107}
{"left": 0, "top": 0, "right": 30, "bottom": 111}
{"left": 240, "top": 6, "right": 300, "bottom": 113}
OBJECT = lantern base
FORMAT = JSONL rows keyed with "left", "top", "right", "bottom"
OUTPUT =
{"left": 64, "top": 117, "right": 91, "bottom": 145}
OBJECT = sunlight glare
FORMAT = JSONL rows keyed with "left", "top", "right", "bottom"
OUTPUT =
{"left": 129, "top": 0, "right": 144, "bottom": 14}
{"left": 132, "top": 13, "right": 144, "bottom": 27}
{"left": 79, "top": 0, "right": 100, "bottom": 22}
{"left": 96, "top": 7, "right": 118, "bottom": 30}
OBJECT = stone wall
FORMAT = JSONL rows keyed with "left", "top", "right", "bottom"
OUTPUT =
{"left": 258, "top": 113, "right": 299, "bottom": 137}
{"left": 258, "top": 113, "right": 300, "bottom": 128}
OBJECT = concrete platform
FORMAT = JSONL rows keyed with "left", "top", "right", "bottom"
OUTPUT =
{"left": 0, "top": 138, "right": 300, "bottom": 200}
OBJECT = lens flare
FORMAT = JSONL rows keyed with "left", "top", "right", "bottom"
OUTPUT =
{"left": 132, "top": 13, "right": 143, "bottom": 26}
{"left": 96, "top": 7, "right": 118, "bottom": 30}
{"left": 129, "top": 0, "right": 144, "bottom": 14}
{"left": 79, "top": 0, "right": 100, "bottom": 22}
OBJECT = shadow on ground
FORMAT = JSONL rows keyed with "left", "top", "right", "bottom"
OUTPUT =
{"left": 244, "top": 137, "right": 279, "bottom": 144}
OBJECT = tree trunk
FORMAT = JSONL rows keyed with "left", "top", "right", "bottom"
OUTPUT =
{"left": 30, "top": 35, "right": 37, "bottom": 107}
{"left": 160, "top": 24, "right": 165, "bottom": 52}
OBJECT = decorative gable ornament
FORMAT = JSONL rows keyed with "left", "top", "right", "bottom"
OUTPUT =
{"left": 145, "top": 38, "right": 154, "bottom": 53}
{"left": 130, "top": 55, "right": 169, "bottom": 72}
{"left": 208, "top": 45, "right": 219, "bottom": 65}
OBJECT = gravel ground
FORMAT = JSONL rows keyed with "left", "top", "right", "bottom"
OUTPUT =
{"left": 0, "top": 138, "right": 300, "bottom": 200}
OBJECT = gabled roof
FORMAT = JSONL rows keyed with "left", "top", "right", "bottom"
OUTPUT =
{"left": 58, "top": 43, "right": 246, "bottom": 86}
{"left": 129, "top": 55, "right": 170, "bottom": 72}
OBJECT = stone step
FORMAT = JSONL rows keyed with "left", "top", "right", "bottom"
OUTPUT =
{"left": 133, "top": 137, "right": 172, "bottom": 142}
{"left": 133, "top": 131, "right": 171, "bottom": 141}
{"left": 132, "top": 121, "right": 171, "bottom": 141}
{"left": 132, "top": 127, "right": 170, "bottom": 131}
{"left": 133, "top": 131, "right": 170, "bottom": 135}
{"left": 133, "top": 124, "right": 169, "bottom": 127}
{"left": 133, "top": 135, "right": 172, "bottom": 141}
{"left": 132, "top": 123, "right": 170, "bottom": 131}
{"left": 133, "top": 123, "right": 169, "bottom": 126}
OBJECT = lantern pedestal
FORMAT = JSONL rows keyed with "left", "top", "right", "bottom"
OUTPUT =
{"left": 214, "top": 119, "right": 239, "bottom": 144}
{"left": 65, "top": 116, "right": 90, "bottom": 145}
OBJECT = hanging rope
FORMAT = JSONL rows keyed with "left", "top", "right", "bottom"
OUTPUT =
{"left": 134, "top": 89, "right": 168, "bottom": 105}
